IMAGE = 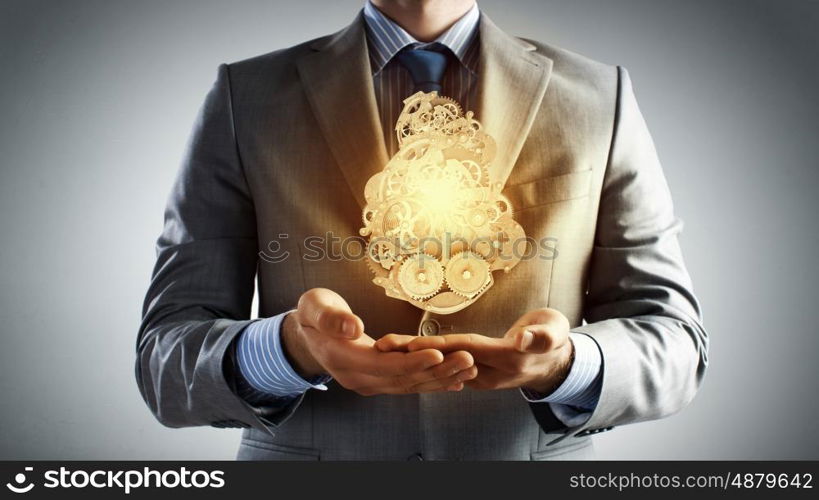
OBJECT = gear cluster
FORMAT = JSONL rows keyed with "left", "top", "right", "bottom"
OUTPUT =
{"left": 360, "top": 91, "right": 527, "bottom": 314}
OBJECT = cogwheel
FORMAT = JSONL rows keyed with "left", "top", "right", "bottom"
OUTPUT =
{"left": 465, "top": 207, "right": 489, "bottom": 228}
{"left": 363, "top": 172, "right": 385, "bottom": 207}
{"left": 460, "top": 159, "right": 489, "bottom": 185}
{"left": 431, "top": 95, "right": 464, "bottom": 116}
{"left": 397, "top": 253, "right": 445, "bottom": 300}
{"left": 488, "top": 218, "right": 526, "bottom": 272}
{"left": 361, "top": 208, "right": 377, "bottom": 229}
{"left": 396, "top": 137, "right": 436, "bottom": 163}
{"left": 445, "top": 251, "right": 491, "bottom": 298}
{"left": 367, "top": 239, "right": 400, "bottom": 271}
{"left": 395, "top": 93, "right": 434, "bottom": 144}
{"left": 366, "top": 250, "right": 392, "bottom": 277}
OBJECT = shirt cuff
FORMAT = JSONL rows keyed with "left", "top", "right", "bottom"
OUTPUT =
{"left": 519, "top": 332, "right": 602, "bottom": 410}
{"left": 235, "top": 310, "right": 332, "bottom": 398}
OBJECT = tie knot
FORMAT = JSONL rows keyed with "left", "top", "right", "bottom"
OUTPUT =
{"left": 396, "top": 44, "right": 450, "bottom": 94}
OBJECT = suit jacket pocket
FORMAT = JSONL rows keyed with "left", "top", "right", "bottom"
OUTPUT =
{"left": 236, "top": 438, "right": 320, "bottom": 461}
{"left": 503, "top": 169, "right": 593, "bottom": 212}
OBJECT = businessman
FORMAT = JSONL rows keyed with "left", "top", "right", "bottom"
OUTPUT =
{"left": 137, "top": 0, "right": 708, "bottom": 460}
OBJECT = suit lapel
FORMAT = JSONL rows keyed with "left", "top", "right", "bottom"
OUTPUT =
{"left": 477, "top": 14, "right": 553, "bottom": 187}
{"left": 297, "top": 13, "right": 389, "bottom": 208}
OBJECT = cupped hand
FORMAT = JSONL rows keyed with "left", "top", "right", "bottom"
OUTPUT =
{"left": 375, "top": 308, "right": 573, "bottom": 394}
{"left": 281, "top": 288, "right": 478, "bottom": 395}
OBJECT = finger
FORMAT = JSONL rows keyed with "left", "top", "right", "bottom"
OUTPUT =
{"left": 409, "top": 365, "right": 478, "bottom": 393}
{"left": 378, "top": 356, "right": 477, "bottom": 394}
{"left": 407, "top": 333, "right": 500, "bottom": 354}
{"left": 405, "top": 350, "right": 474, "bottom": 385}
{"left": 511, "top": 326, "right": 548, "bottom": 354}
{"left": 342, "top": 351, "right": 471, "bottom": 395}
{"left": 338, "top": 344, "right": 444, "bottom": 377}
{"left": 510, "top": 320, "right": 570, "bottom": 354}
{"left": 506, "top": 309, "right": 569, "bottom": 353}
{"left": 386, "top": 348, "right": 445, "bottom": 375}
{"left": 510, "top": 307, "right": 569, "bottom": 331}
{"left": 463, "top": 364, "right": 514, "bottom": 390}
{"left": 297, "top": 288, "right": 363, "bottom": 339}
{"left": 374, "top": 333, "right": 417, "bottom": 352}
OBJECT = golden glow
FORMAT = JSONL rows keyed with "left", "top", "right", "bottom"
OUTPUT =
{"left": 360, "top": 91, "right": 527, "bottom": 314}
{"left": 416, "top": 171, "right": 460, "bottom": 216}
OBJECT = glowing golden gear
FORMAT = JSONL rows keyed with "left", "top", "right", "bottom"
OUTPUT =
{"left": 397, "top": 254, "right": 445, "bottom": 300}
{"left": 444, "top": 251, "right": 491, "bottom": 298}
{"left": 360, "top": 91, "right": 527, "bottom": 314}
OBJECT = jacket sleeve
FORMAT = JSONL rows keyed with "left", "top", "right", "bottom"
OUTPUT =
{"left": 135, "top": 64, "right": 303, "bottom": 435}
{"left": 534, "top": 66, "right": 709, "bottom": 441}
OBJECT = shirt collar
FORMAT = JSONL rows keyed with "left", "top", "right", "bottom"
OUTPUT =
{"left": 363, "top": 1, "right": 480, "bottom": 76}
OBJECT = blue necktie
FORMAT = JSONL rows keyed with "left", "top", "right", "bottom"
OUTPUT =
{"left": 397, "top": 44, "right": 450, "bottom": 94}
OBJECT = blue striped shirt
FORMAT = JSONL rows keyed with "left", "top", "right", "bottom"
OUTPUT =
{"left": 235, "top": 1, "right": 602, "bottom": 420}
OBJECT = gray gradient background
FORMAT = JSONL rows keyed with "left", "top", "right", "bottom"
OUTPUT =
{"left": 1, "top": 0, "right": 817, "bottom": 460}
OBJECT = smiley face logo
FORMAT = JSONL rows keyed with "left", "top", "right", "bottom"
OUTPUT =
{"left": 6, "top": 467, "right": 35, "bottom": 494}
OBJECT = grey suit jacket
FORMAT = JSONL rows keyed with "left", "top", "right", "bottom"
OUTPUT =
{"left": 136, "top": 12, "right": 708, "bottom": 460}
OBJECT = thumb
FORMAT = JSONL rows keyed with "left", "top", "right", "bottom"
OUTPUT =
{"left": 506, "top": 307, "right": 570, "bottom": 353}
{"left": 297, "top": 288, "right": 363, "bottom": 340}
{"left": 320, "top": 309, "right": 364, "bottom": 340}
{"left": 509, "top": 325, "right": 554, "bottom": 354}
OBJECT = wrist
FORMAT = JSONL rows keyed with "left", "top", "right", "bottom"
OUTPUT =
{"left": 281, "top": 312, "right": 325, "bottom": 379}
{"left": 524, "top": 339, "right": 575, "bottom": 395}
